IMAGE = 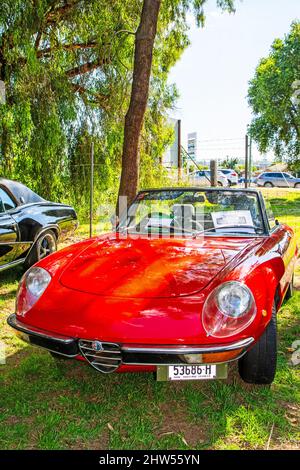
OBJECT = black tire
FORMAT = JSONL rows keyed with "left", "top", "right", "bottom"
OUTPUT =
{"left": 264, "top": 182, "right": 274, "bottom": 188}
{"left": 217, "top": 181, "right": 223, "bottom": 187}
{"left": 294, "top": 183, "right": 300, "bottom": 189}
{"left": 24, "top": 229, "right": 57, "bottom": 270}
{"left": 238, "top": 303, "right": 277, "bottom": 385}
{"left": 285, "top": 277, "right": 294, "bottom": 301}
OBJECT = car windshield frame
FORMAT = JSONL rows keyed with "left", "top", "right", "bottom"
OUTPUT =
{"left": 118, "top": 188, "right": 269, "bottom": 237}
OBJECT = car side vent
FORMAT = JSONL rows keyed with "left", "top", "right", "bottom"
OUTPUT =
{"left": 78, "top": 340, "right": 122, "bottom": 373}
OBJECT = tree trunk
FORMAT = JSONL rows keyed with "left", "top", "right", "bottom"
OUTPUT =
{"left": 117, "top": 0, "right": 161, "bottom": 212}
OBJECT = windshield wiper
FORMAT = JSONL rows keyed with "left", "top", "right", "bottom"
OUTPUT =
{"left": 120, "top": 224, "right": 262, "bottom": 238}
{"left": 193, "top": 225, "right": 261, "bottom": 238}
{"left": 121, "top": 224, "right": 194, "bottom": 235}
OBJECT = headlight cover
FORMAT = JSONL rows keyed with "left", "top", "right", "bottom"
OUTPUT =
{"left": 16, "top": 267, "right": 51, "bottom": 317}
{"left": 26, "top": 267, "right": 51, "bottom": 298}
{"left": 203, "top": 281, "right": 256, "bottom": 338}
{"left": 216, "top": 282, "right": 252, "bottom": 318}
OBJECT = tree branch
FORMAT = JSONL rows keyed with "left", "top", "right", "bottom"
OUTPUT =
{"left": 65, "top": 58, "right": 109, "bottom": 78}
{"left": 71, "top": 83, "right": 110, "bottom": 110}
{"left": 34, "top": 0, "right": 83, "bottom": 51}
{"left": 37, "top": 41, "right": 98, "bottom": 57}
{"left": 46, "top": 0, "right": 83, "bottom": 24}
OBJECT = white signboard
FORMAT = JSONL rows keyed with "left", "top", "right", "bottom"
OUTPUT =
{"left": 211, "top": 210, "right": 254, "bottom": 233}
{"left": 187, "top": 132, "right": 197, "bottom": 160}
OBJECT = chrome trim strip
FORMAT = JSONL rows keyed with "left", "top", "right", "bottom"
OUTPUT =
{"left": 0, "top": 258, "right": 26, "bottom": 272}
{"left": 122, "top": 352, "right": 247, "bottom": 367}
{"left": 7, "top": 314, "right": 75, "bottom": 344}
{"left": 121, "top": 337, "right": 254, "bottom": 354}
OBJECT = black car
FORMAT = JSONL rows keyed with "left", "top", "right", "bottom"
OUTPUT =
{"left": 0, "top": 178, "right": 78, "bottom": 272}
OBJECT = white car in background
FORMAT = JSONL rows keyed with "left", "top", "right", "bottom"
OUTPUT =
{"left": 219, "top": 168, "right": 239, "bottom": 186}
{"left": 189, "top": 170, "right": 229, "bottom": 187}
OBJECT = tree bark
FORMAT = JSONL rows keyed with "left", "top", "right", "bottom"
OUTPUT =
{"left": 117, "top": 0, "right": 161, "bottom": 212}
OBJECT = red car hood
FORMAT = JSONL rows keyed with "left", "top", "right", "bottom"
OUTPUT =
{"left": 59, "top": 235, "right": 254, "bottom": 298}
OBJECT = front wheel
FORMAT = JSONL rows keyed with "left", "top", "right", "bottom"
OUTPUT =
{"left": 264, "top": 182, "right": 274, "bottom": 188}
{"left": 294, "top": 183, "right": 300, "bottom": 189}
{"left": 285, "top": 276, "right": 294, "bottom": 301}
{"left": 24, "top": 229, "right": 57, "bottom": 270}
{"left": 238, "top": 303, "right": 277, "bottom": 384}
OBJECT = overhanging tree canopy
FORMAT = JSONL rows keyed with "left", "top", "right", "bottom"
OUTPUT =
{"left": 248, "top": 22, "right": 300, "bottom": 167}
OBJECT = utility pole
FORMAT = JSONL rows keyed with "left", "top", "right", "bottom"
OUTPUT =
{"left": 177, "top": 119, "right": 182, "bottom": 180}
{"left": 210, "top": 160, "right": 218, "bottom": 187}
{"left": 245, "top": 134, "right": 249, "bottom": 188}
{"left": 249, "top": 136, "right": 252, "bottom": 187}
{"left": 89, "top": 141, "right": 94, "bottom": 238}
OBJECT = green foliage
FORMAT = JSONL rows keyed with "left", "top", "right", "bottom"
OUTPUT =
{"left": 220, "top": 156, "right": 239, "bottom": 169}
{"left": 248, "top": 22, "right": 300, "bottom": 165}
{"left": 0, "top": 0, "right": 236, "bottom": 212}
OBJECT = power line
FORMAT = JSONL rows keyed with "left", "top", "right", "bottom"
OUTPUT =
{"left": 196, "top": 137, "right": 244, "bottom": 144}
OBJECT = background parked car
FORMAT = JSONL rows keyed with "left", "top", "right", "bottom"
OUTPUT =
{"left": 219, "top": 168, "right": 238, "bottom": 185}
{"left": 256, "top": 172, "right": 300, "bottom": 188}
{"left": 189, "top": 170, "right": 229, "bottom": 187}
{"left": 238, "top": 176, "right": 257, "bottom": 185}
{"left": 0, "top": 178, "right": 78, "bottom": 272}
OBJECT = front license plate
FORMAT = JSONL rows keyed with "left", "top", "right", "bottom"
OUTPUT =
{"left": 169, "top": 364, "right": 216, "bottom": 381}
{"left": 156, "top": 363, "right": 228, "bottom": 381}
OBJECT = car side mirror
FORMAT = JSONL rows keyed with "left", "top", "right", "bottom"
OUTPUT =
{"left": 19, "top": 196, "right": 25, "bottom": 204}
{"left": 275, "top": 219, "right": 280, "bottom": 226}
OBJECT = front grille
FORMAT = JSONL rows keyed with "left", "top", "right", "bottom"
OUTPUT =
{"left": 78, "top": 340, "right": 122, "bottom": 373}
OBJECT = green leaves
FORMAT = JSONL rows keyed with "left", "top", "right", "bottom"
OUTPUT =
{"left": 0, "top": 0, "right": 237, "bottom": 208}
{"left": 248, "top": 22, "right": 300, "bottom": 165}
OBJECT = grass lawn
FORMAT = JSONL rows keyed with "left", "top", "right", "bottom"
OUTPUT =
{"left": 0, "top": 191, "right": 299, "bottom": 450}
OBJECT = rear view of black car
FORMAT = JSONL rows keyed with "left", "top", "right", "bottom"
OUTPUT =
{"left": 0, "top": 178, "right": 77, "bottom": 272}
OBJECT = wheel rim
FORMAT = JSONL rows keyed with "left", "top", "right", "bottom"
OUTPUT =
{"left": 38, "top": 234, "right": 56, "bottom": 260}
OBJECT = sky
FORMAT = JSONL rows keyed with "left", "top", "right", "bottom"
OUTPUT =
{"left": 168, "top": 0, "right": 300, "bottom": 164}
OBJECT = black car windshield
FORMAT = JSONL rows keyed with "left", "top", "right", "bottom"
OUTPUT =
{"left": 119, "top": 189, "right": 265, "bottom": 237}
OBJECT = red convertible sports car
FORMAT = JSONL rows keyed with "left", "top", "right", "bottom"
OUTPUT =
{"left": 8, "top": 188, "right": 297, "bottom": 384}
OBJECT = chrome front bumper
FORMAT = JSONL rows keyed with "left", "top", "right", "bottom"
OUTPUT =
{"left": 7, "top": 314, "right": 79, "bottom": 358}
{"left": 7, "top": 314, "right": 254, "bottom": 372}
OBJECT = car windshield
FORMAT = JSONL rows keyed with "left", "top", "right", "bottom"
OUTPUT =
{"left": 118, "top": 189, "right": 265, "bottom": 237}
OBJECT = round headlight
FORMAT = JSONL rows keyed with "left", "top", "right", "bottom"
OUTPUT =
{"left": 26, "top": 267, "right": 51, "bottom": 298}
{"left": 216, "top": 281, "right": 252, "bottom": 318}
{"left": 202, "top": 281, "right": 256, "bottom": 338}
